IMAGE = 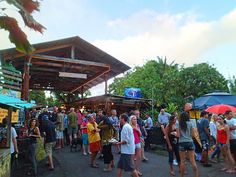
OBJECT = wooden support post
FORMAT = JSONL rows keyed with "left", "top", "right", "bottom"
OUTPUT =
{"left": 21, "top": 55, "right": 31, "bottom": 101}
{"left": 71, "top": 45, "right": 75, "bottom": 59}
{"left": 104, "top": 73, "right": 108, "bottom": 95}
{"left": 7, "top": 108, "right": 12, "bottom": 148}
{"left": 81, "top": 86, "right": 84, "bottom": 99}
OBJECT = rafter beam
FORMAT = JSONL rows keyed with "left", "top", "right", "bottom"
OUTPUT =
{"left": 59, "top": 72, "right": 87, "bottom": 79}
{"left": 4, "top": 44, "right": 72, "bottom": 60}
{"left": 70, "top": 67, "right": 111, "bottom": 93}
{"left": 32, "top": 54, "right": 110, "bottom": 68}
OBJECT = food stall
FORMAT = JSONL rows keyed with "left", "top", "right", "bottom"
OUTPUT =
{"left": 0, "top": 94, "right": 35, "bottom": 177}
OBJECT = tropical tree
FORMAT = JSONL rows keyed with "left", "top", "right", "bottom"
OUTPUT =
{"left": 29, "top": 90, "right": 46, "bottom": 105}
{"left": 109, "top": 59, "right": 229, "bottom": 109}
{"left": 0, "top": 0, "right": 45, "bottom": 54}
{"left": 53, "top": 90, "right": 91, "bottom": 105}
{"left": 109, "top": 57, "right": 180, "bottom": 106}
{"left": 176, "top": 63, "right": 229, "bottom": 100}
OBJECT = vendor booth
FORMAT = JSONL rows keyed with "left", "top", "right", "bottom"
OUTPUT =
{"left": 73, "top": 94, "right": 152, "bottom": 114}
{"left": 0, "top": 94, "right": 34, "bottom": 177}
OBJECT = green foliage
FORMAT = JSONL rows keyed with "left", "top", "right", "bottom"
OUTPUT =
{"left": 52, "top": 90, "right": 91, "bottom": 105}
{"left": 165, "top": 103, "right": 178, "bottom": 114}
{"left": 229, "top": 76, "right": 236, "bottom": 95}
{"left": 109, "top": 58, "right": 229, "bottom": 108}
{"left": 0, "top": 0, "right": 45, "bottom": 54}
{"left": 176, "top": 63, "right": 229, "bottom": 100}
{"left": 29, "top": 90, "right": 46, "bottom": 105}
{"left": 46, "top": 96, "right": 54, "bottom": 107}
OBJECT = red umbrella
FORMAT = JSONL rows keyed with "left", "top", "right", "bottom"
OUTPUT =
{"left": 205, "top": 104, "right": 236, "bottom": 114}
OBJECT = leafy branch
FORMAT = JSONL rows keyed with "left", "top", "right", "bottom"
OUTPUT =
{"left": 0, "top": 0, "right": 45, "bottom": 54}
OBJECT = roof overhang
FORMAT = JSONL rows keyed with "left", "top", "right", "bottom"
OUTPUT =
{"left": 0, "top": 36, "right": 130, "bottom": 93}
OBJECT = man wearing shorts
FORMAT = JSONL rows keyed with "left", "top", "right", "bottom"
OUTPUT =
{"left": 116, "top": 114, "right": 138, "bottom": 177}
{"left": 41, "top": 118, "right": 56, "bottom": 170}
{"left": 55, "top": 108, "right": 65, "bottom": 149}
{"left": 68, "top": 108, "right": 78, "bottom": 145}
{"left": 197, "top": 111, "right": 212, "bottom": 167}
{"left": 225, "top": 111, "right": 236, "bottom": 161}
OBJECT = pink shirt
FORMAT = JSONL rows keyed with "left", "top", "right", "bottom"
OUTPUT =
{"left": 77, "top": 112, "right": 83, "bottom": 125}
{"left": 133, "top": 128, "right": 141, "bottom": 144}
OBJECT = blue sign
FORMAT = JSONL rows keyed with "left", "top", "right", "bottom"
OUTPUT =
{"left": 124, "top": 88, "right": 142, "bottom": 98}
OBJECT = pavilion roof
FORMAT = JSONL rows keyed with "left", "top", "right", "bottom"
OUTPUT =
{"left": 0, "top": 36, "right": 130, "bottom": 93}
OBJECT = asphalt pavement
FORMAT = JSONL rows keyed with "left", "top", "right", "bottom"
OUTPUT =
{"left": 34, "top": 146, "right": 236, "bottom": 177}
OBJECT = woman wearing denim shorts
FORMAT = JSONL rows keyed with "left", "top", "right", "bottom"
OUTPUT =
{"left": 179, "top": 111, "right": 198, "bottom": 177}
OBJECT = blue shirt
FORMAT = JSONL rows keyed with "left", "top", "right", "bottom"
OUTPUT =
{"left": 197, "top": 118, "right": 209, "bottom": 141}
{"left": 109, "top": 116, "right": 119, "bottom": 131}
{"left": 158, "top": 112, "right": 171, "bottom": 125}
{"left": 64, "top": 115, "right": 68, "bottom": 129}
{"left": 145, "top": 117, "right": 153, "bottom": 130}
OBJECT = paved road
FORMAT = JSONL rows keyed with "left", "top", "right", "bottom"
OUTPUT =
{"left": 38, "top": 146, "right": 235, "bottom": 177}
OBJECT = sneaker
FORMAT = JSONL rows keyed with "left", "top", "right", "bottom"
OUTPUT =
{"left": 173, "top": 159, "right": 178, "bottom": 166}
{"left": 203, "top": 163, "right": 212, "bottom": 167}
{"left": 88, "top": 152, "right": 92, "bottom": 154}
{"left": 83, "top": 152, "right": 87, "bottom": 156}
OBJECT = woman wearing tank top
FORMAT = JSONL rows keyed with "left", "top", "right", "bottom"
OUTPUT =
{"left": 179, "top": 111, "right": 198, "bottom": 177}
{"left": 217, "top": 116, "right": 235, "bottom": 174}
{"left": 130, "top": 115, "right": 142, "bottom": 176}
{"left": 165, "top": 115, "right": 180, "bottom": 176}
{"left": 28, "top": 118, "right": 41, "bottom": 176}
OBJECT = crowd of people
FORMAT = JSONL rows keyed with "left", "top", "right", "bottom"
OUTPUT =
{"left": 5, "top": 102, "right": 236, "bottom": 177}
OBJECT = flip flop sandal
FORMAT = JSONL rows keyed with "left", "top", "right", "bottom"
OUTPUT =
{"left": 226, "top": 169, "right": 236, "bottom": 174}
{"left": 138, "top": 172, "right": 143, "bottom": 176}
{"left": 91, "top": 164, "right": 99, "bottom": 168}
{"left": 170, "top": 171, "right": 175, "bottom": 176}
{"left": 220, "top": 167, "right": 227, "bottom": 171}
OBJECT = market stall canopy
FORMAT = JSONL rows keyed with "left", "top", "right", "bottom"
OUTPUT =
{"left": 0, "top": 36, "right": 130, "bottom": 93}
{"left": 0, "top": 94, "right": 35, "bottom": 109}
{"left": 193, "top": 92, "right": 236, "bottom": 110}
{"left": 73, "top": 94, "right": 152, "bottom": 113}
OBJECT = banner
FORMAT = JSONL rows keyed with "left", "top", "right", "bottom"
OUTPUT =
{"left": 124, "top": 88, "right": 142, "bottom": 98}
{"left": 0, "top": 89, "right": 21, "bottom": 98}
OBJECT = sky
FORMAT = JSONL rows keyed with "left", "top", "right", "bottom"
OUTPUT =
{"left": 1, "top": 0, "right": 236, "bottom": 96}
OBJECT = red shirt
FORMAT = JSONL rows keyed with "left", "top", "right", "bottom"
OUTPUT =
{"left": 133, "top": 127, "right": 141, "bottom": 144}
{"left": 81, "top": 121, "right": 88, "bottom": 134}
{"left": 217, "top": 128, "right": 227, "bottom": 144}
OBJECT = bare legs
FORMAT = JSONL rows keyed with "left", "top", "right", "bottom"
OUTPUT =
{"left": 134, "top": 148, "right": 142, "bottom": 175}
{"left": 220, "top": 146, "right": 235, "bottom": 173}
{"left": 91, "top": 151, "right": 98, "bottom": 167}
{"left": 116, "top": 168, "right": 139, "bottom": 177}
{"left": 179, "top": 150, "right": 198, "bottom": 177}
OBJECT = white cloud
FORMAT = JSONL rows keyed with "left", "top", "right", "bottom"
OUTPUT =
{"left": 93, "top": 8, "right": 236, "bottom": 68}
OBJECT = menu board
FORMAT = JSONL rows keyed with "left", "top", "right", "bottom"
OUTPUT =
{"left": 0, "top": 108, "right": 19, "bottom": 123}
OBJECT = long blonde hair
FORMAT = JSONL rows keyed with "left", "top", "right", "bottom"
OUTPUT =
{"left": 129, "top": 115, "right": 137, "bottom": 127}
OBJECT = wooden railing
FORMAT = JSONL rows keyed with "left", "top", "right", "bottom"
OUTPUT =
{"left": 0, "top": 66, "right": 22, "bottom": 91}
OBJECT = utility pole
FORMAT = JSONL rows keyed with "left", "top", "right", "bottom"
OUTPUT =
{"left": 152, "top": 87, "right": 154, "bottom": 119}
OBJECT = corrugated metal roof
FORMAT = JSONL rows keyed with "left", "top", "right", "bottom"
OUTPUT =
{"left": 0, "top": 94, "right": 35, "bottom": 109}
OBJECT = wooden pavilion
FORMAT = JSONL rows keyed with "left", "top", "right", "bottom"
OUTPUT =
{"left": 0, "top": 36, "right": 130, "bottom": 100}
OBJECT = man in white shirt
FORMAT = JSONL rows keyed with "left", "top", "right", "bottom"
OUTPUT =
{"left": 116, "top": 114, "right": 138, "bottom": 177}
{"left": 225, "top": 111, "right": 236, "bottom": 161}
